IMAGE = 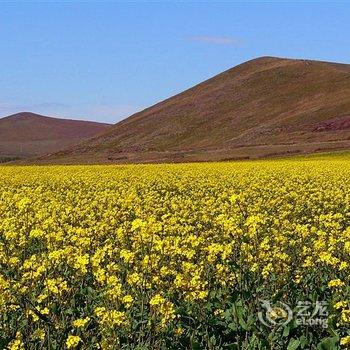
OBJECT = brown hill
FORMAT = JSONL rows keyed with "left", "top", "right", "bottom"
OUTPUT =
{"left": 0, "top": 112, "right": 110, "bottom": 161}
{"left": 46, "top": 56, "right": 350, "bottom": 163}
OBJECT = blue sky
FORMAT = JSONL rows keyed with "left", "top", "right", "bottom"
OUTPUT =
{"left": 1, "top": 1, "right": 349, "bottom": 123}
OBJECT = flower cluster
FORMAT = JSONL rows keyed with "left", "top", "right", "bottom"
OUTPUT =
{"left": 0, "top": 155, "right": 349, "bottom": 349}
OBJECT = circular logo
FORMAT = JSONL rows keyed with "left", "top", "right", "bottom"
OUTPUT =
{"left": 258, "top": 299, "right": 293, "bottom": 328}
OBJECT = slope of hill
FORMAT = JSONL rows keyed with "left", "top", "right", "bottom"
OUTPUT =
{"left": 46, "top": 56, "right": 350, "bottom": 163}
{"left": 0, "top": 112, "right": 110, "bottom": 161}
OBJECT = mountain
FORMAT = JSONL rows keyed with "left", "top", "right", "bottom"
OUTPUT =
{"left": 46, "top": 56, "right": 350, "bottom": 163}
{"left": 0, "top": 112, "right": 110, "bottom": 161}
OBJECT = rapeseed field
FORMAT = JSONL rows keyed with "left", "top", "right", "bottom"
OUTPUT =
{"left": 1, "top": 154, "right": 349, "bottom": 349}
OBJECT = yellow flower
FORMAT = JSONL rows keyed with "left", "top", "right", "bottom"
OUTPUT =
{"left": 214, "top": 309, "right": 224, "bottom": 316}
{"left": 328, "top": 279, "right": 345, "bottom": 288}
{"left": 127, "top": 272, "right": 141, "bottom": 285}
{"left": 45, "top": 278, "right": 68, "bottom": 295}
{"left": 229, "top": 194, "right": 239, "bottom": 204}
{"left": 120, "top": 249, "right": 135, "bottom": 263}
{"left": 72, "top": 316, "right": 90, "bottom": 328}
{"left": 16, "top": 198, "right": 31, "bottom": 211}
{"left": 150, "top": 294, "right": 165, "bottom": 306}
{"left": 32, "top": 329, "right": 45, "bottom": 341}
{"left": 341, "top": 309, "right": 350, "bottom": 324}
{"left": 66, "top": 335, "right": 81, "bottom": 349}
{"left": 6, "top": 332, "right": 24, "bottom": 350}
{"left": 73, "top": 254, "right": 89, "bottom": 274}
{"left": 335, "top": 301, "right": 347, "bottom": 310}
{"left": 339, "top": 261, "right": 348, "bottom": 271}
{"left": 94, "top": 307, "right": 126, "bottom": 327}
{"left": 175, "top": 327, "right": 183, "bottom": 336}
{"left": 122, "top": 295, "right": 134, "bottom": 308}
{"left": 340, "top": 336, "right": 350, "bottom": 346}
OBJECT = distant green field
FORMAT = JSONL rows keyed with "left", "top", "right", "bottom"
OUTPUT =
{"left": 258, "top": 149, "right": 350, "bottom": 162}
{"left": 293, "top": 150, "right": 350, "bottom": 160}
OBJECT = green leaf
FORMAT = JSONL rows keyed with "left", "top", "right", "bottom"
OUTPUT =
{"left": 283, "top": 324, "right": 291, "bottom": 337}
{"left": 287, "top": 338, "right": 301, "bottom": 350}
{"left": 299, "top": 335, "right": 307, "bottom": 348}
{"left": 192, "top": 342, "right": 201, "bottom": 350}
{"left": 317, "top": 336, "right": 339, "bottom": 350}
{"left": 228, "top": 322, "right": 237, "bottom": 331}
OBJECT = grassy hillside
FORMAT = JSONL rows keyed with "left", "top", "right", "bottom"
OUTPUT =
{"left": 0, "top": 112, "right": 110, "bottom": 159}
{"left": 47, "top": 56, "right": 350, "bottom": 164}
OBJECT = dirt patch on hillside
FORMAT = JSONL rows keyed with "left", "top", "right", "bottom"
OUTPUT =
{"left": 314, "top": 115, "right": 350, "bottom": 131}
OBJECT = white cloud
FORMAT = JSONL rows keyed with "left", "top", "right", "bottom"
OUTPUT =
{"left": 189, "top": 35, "right": 238, "bottom": 45}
